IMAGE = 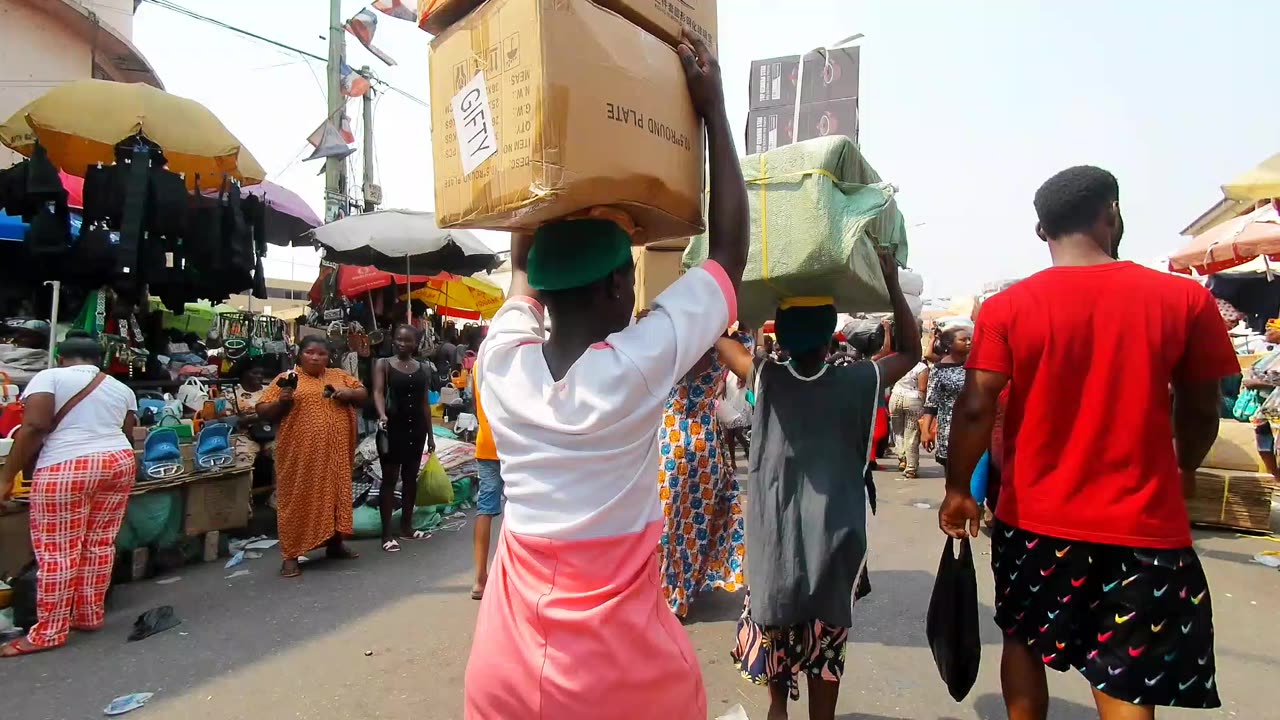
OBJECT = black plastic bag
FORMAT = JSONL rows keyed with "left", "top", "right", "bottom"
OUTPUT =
{"left": 10, "top": 562, "right": 38, "bottom": 630}
{"left": 925, "top": 537, "right": 981, "bottom": 701}
{"left": 128, "top": 605, "right": 181, "bottom": 642}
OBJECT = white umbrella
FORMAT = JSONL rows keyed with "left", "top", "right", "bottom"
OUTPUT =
{"left": 310, "top": 209, "right": 500, "bottom": 277}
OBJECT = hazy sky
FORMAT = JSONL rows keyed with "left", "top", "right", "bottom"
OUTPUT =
{"left": 134, "top": 0, "right": 1280, "bottom": 296}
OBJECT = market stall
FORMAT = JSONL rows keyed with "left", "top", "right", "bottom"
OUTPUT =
{"left": 0, "top": 80, "right": 296, "bottom": 599}
{"left": 1168, "top": 196, "right": 1280, "bottom": 533}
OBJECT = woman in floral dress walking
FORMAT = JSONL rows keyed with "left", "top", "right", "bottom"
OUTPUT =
{"left": 658, "top": 335, "right": 748, "bottom": 617}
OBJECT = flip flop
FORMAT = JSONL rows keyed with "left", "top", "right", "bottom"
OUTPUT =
{"left": 325, "top": 545, "right": 360, "bottom": 561}
{"left": 382, "top": 539, "right": 401, "bottom": 553}
{"left": 470, "top": 589, "right": 484, "bottom": 600}
{"left": 142, "top": 427, "right": 184, "bottom": 480}
{"left": 0, "top": 637, "right": 56, "bottom": 657}
{"left": 195, "top": 422, "right": 234, "bottom": 471}
{"left": 280, "top": 560, "right": 301, "bottom": 578}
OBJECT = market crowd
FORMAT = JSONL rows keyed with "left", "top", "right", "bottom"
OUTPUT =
{"left": 0, "top": 35, "right": 1239, "bottom": 720}
{"left": 449, "top": 35, "right": 1235, "bottom": 720}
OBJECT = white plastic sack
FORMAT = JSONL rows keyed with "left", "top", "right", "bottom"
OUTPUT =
{"left": 715, "top": 371, "right": 753, "bottom": 429}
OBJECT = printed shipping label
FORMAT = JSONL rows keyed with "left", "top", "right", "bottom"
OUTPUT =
{"left": 451, "top": 71, "right": 498, "bottom": 176}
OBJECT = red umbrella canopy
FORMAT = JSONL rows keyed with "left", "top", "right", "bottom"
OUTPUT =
{"left": 308, "top": 264, "right": 433, "bottom": 305}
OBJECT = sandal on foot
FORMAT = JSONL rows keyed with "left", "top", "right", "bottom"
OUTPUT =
{"left": 382, "top": 539, "right": 401, "bottom": 553}
{"left": 280, "top": 560, "right": 301, "bottom": 578}
{"left": 1, "top": 638, "right": 57, "bottom": 657}
{"left": 406, "top": 530, "right": 432, "bottom": 541}
{"left": 325, "top": 544, "right": 360, "bottom": 560}
{"left": 470, "top": 586, "right": 484, "bottom": 601}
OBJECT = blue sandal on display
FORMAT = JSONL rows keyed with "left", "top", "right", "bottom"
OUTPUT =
{"left": 195, "top": 422, "right": 234, "bottom": 471}
{"left": 142, "top": 427, "right": 184, "bottom": 480}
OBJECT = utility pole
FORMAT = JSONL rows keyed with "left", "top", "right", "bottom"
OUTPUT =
{"left": 324, "top": 0, "right": 347, "bottom": 223}
{"left": 361, "top": 66, "right": 381, "bottom": 213}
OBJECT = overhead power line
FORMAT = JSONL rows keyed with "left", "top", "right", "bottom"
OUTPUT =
{"left": 140, "top": 0, "right": 429, "bottom": 109}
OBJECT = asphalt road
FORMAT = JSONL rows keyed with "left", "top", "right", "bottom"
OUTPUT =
{"left": 5, "top": 464, "right": 1278, "bottom": 720}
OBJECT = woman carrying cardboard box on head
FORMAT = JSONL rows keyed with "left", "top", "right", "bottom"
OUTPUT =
{"left": 462, "top": 33, "right": 747, "bottom": 720}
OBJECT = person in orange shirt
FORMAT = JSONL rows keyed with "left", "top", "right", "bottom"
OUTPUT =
{"left": 470, "top": 359, "right": 503, "bottom": 600}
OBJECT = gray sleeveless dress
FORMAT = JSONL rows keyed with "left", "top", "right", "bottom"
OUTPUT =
{"left": 744, "top": 358, "right": 880, "bottom": 628}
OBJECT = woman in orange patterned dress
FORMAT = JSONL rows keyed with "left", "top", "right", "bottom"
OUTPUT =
{"left": 257, "top": 336, "right": 369, "bottom": 577}
{"left": 657, "top": 333, "right": 749, "bottom": 617}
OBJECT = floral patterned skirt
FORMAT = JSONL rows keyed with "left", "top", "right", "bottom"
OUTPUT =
{"left": 730, "top": 590, "right": 849, "bottom": 700}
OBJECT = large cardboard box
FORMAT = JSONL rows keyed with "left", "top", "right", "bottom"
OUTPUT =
{"left": 633, "top": 242, "right": 687, "bottom": 313}
{"left": 420, "top": 0, "right": 717, "bottom": 50}
{"left": 749, "top": 47, "right": 861, "bottom": 111}
{"left": 183, "top": 469, "right": 252, "bottom": 536}
{"left": 430, "top": 0, "right": 705, "bottom": 241}
{"left": 1203, "top": 419, "right": 1270, "bottom": 473}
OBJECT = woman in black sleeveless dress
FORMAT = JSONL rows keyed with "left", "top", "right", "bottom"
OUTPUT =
{"left": 372, "top": 325, "right": 436, "bottom": 552}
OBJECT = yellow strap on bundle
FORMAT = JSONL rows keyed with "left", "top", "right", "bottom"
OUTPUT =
{"left": 779, "top": 296, "right": 836, "bottom": 309}
{"left": 746, "top": 168, "right": 843, "bottom": 187}
{"left": 755, "top": 163, "right": 841, "bottom": 293}
{"left": 1219, "top": 473, "right": 1231, "bottom": 521}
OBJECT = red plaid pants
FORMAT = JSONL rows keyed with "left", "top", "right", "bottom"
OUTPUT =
{"left": 27, "top": 449, "right": 136, "bottom": 648}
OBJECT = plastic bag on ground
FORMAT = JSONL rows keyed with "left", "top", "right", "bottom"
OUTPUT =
{"left": 417, "top": 453, "right": 454, "bottom": 507}
{"left": 925, "top": 537, "right": 981, "bottom": 701}
{"left": 128, "top": 605, "right": 181, "bottom": 642}
{"left": 352, "top": 504, "right": 381, "bottom": 538}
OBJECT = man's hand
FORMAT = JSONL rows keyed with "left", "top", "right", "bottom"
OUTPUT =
{"left": 1181, "top": 467, "right": 1198, "bottom": 499}
{"left": 939, "top": 490, "right": 981, "bottom": 538}
{"left": 878, "top": 248, "right": 900, "bottom": 290}
{"left": 676, "top": 31, "right": 724, "bottom": 122}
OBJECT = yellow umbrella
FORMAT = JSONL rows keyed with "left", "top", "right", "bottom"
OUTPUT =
{"left": 1223, "top": 153, "right": 1280, "bottom": 202}
{"left": 403, "top": 274, "right": 506, "bottom": 320}
{"left": 0, "top": 79, "right": 265, "bottom": 189}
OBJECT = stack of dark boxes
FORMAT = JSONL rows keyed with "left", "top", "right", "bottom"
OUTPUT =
{"left": 745, "top": 46, "right": 861, "bottom": 155}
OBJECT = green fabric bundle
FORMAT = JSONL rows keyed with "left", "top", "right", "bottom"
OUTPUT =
{"left": 683, "top": 136, "right": 908, "bottom": 327}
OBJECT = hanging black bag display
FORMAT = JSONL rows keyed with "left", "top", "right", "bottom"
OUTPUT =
{"left": 925, "top": 536, "right": 982, "bottom": 702}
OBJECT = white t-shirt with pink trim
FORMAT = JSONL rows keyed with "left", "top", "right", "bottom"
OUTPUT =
{"left": 478, "top": 261, "right": 737, "bottom": 541}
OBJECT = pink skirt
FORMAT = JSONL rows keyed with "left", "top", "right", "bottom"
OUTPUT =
{"left": 465, "top": 521, "right": 706, "bottom": 719}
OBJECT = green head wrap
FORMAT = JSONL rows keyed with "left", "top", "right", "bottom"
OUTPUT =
{"left": 527, "top": 219, "right": 632, "bottom": 292}
{"left": 775, "top": 303, "right": 837, "bottom": 355}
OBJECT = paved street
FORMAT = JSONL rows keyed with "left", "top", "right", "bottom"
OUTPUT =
{"left": 7, "top": 465, "right": 1278, "bottom": 720}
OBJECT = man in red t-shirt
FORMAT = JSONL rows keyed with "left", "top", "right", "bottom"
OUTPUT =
{"left": 939, "top": 166, "right": 1238, "bottom": 720}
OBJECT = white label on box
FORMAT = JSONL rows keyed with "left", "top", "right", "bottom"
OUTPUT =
{"left": 451, "top": 72, "right": 498, "bottom": 176}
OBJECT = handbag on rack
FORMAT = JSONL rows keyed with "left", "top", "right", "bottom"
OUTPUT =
{"left": 176, "top": 377, "right": 210, "bottom": 414}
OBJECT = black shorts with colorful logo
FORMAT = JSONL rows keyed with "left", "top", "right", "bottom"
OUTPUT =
{"left": 991, "top": 520, "right": 1221, "bottom": 709}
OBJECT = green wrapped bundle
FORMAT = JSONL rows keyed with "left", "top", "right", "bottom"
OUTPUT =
{"left": 683, "top": 136, "right": 908, "bottom": 327}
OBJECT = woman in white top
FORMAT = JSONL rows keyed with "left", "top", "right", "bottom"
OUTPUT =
{"left": 0, "top": 331, "right": 138, "bottom": 657}
{"left": 889, "top": 355, "right": 931, "bottom": 479}
{"left": 465, "top": 34, "right": 749, "bottom": 719}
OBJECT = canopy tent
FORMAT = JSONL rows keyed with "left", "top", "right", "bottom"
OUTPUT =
{"left": 1169, "top": 202, "right": 1280, "bottom": 275}
{"left": 1223, "top": 153, "right": 1280, "bottom": 203}
{"left": 307, "top": 264, "right": 433, "bottom": 305}
{"left": 310, "top": 210, "right": 500, "bottom": 277}
{"left": 402, "top": 274, "right": 505, "bottom": 321}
